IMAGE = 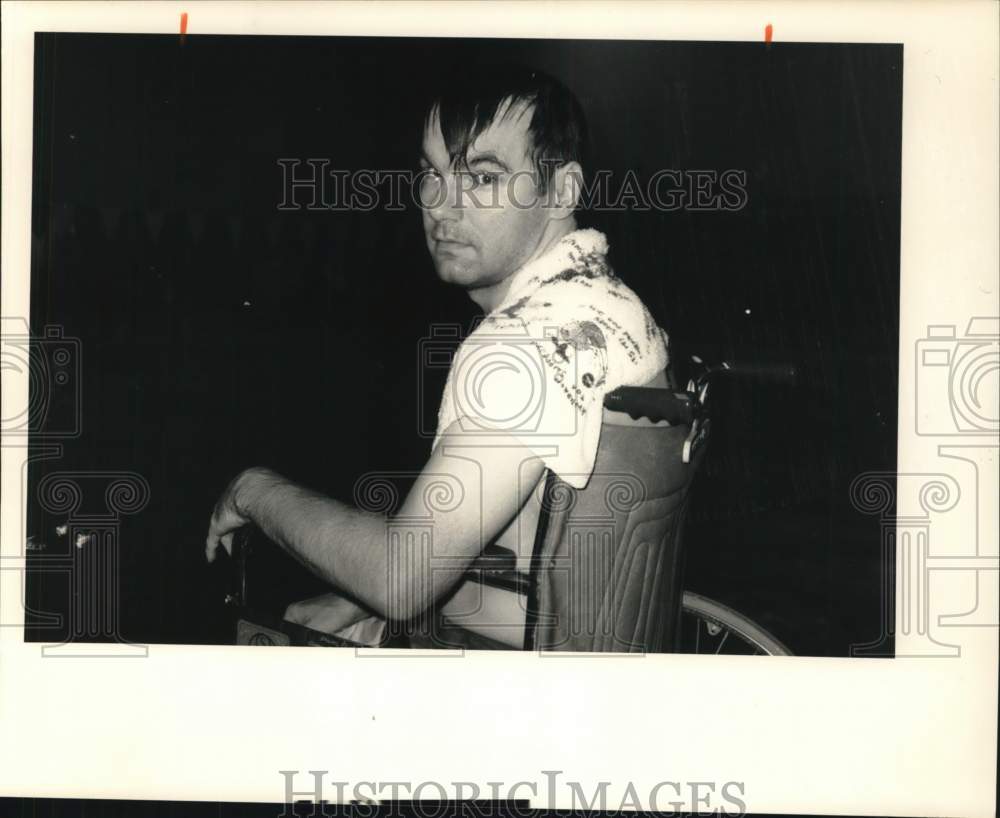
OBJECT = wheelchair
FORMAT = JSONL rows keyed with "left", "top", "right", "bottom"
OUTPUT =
{"left": 226, "top": 359, "right": 794, "bottom": 656}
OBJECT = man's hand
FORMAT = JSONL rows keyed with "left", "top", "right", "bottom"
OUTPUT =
{"left": 200, "top": 428, "right": 546, "bottom": 620}
{"left": 205, "top": 468, "right": 267, "bottom": 563}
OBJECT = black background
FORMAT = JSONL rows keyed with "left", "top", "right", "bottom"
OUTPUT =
{"left": 25, "top": 34, "right": 902, "bottom": 656}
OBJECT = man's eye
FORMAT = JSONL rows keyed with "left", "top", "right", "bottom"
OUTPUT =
{"left": 473, "top": 172, "right": 498, "bottom": 186}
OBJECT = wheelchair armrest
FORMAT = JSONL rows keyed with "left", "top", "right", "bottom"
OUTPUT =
{"left": 464, "top": 543, "right": 534, "bottom": 596}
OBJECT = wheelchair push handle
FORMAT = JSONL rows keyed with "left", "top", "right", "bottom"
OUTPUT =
{"left": 602, "top": 358, "right": 798, "bottom": 425}
{"left": 602, "top": 387, "right": 694, "bottom": 425}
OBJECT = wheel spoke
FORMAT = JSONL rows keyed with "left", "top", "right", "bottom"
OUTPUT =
{"left": 680, "top": 592, "right": 792, "bottom": 656}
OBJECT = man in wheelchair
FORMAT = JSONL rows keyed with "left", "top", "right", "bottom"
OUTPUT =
{"left": 206, "top": 64, "right": 692, "bottom": 652}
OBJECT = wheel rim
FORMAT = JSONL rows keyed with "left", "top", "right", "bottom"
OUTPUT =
{"left": 680, "top": 591, "right": 792, "bottom": 655}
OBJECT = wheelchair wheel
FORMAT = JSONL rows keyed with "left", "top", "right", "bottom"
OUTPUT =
{"left": 680, "top": 591, "right": 792, "bottom": 655}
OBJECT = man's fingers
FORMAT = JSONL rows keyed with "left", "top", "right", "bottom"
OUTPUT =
{"left": 204, "top": 528, "right": 237, "bottom": 564}
{"left": 203, "top": 478, "right": 246, "bottom": 565}
{"left": 205, "top": 534, "right": 219, "bottom": 563}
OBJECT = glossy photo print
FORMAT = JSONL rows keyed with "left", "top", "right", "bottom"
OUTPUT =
{"left": 1, "top": 3, "right": 996, "bottom": 816}
{"left": 20, "top": 34, "right": 903, "bottom": 658}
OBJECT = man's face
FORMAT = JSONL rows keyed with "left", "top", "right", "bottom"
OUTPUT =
{"left": 419, "top": 100, "right": 552, "bottom": 296}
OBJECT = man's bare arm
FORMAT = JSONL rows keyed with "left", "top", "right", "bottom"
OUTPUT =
{"left": 205, "top": 420, "right": 546, "bottom": 621}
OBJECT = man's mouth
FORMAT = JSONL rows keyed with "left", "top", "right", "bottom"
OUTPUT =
{"left": 432, "top": 237, "right": 473, "bottom": 253}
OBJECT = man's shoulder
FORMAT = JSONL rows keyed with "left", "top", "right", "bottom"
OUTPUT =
{"left": 513, "top": 270, "right": 665, "bottom": 348}
{"left": 464, "top": 289, "right": 666, "bottom": 392}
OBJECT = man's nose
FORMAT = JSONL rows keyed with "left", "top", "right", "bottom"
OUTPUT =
{"left": 424, "top": 172, "right": 466, "bottom": 222}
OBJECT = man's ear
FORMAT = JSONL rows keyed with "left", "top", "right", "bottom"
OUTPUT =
{"left": 547, "top": 161, "right": 583, "bottom": 220}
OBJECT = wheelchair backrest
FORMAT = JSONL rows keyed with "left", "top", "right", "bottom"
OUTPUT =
{"left": 526, "top": 410, "right": 706, "bottom": 652}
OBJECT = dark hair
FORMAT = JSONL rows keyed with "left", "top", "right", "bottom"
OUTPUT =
{"left": 424, "top": 63, "right": 589, "bottom": 192}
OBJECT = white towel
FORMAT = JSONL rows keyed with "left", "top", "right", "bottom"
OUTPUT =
{"left": 434, "top": 228, "right": 669, "bottom": 489}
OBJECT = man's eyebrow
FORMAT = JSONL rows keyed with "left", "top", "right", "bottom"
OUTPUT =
{"left": 418, "top": 151, "right": 448, "bottom": 171}
{"left": 465, "top": 152, "right": 512, "bottom": 172}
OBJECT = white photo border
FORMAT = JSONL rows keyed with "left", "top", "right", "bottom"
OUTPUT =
{"left": 1, "top": 1, "right": 997, "bottom": 815}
